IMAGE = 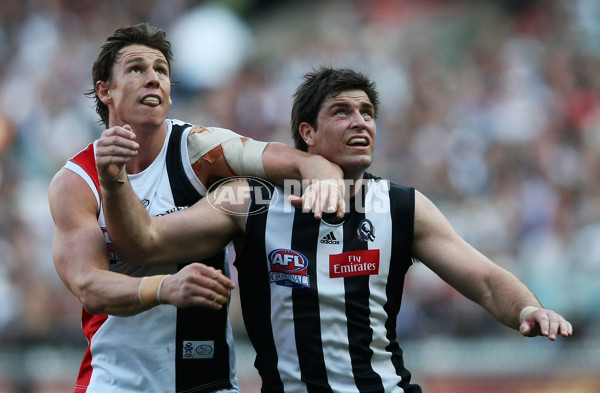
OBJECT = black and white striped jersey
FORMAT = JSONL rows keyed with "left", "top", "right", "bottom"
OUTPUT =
{"left": 235, "top": 173, "right": 421, "bottom": 393}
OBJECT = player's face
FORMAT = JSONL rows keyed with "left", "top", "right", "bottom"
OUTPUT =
{"left": 304, "top": 90, "right": 376, "bottom": 179}
{"left": 104, "top": 44, "right": 172, "bottom": 128}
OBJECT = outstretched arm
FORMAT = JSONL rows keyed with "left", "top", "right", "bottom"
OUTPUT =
{"left": 185, "top": 126, "right": 345, "bottom": 219}
{"left": 261, "top": 142, "right": 345, "bottom": 219}
{"left": 412, "top": 190, "right": 573, "bottom": 341}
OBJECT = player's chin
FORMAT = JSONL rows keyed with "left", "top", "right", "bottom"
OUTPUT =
{"left": 349, "top": 155, "right": 373, "bottom": 170}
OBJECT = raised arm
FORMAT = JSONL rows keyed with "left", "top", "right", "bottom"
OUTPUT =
{"left": 99, "top": 165, "right": 244, "bottom": 266}
{"left": 411, "top": 190, "right": 573, "bottom": 340}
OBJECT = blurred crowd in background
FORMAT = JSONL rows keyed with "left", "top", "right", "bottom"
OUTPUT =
{"left": 1, "top": 0, "right": 599, "bottom": 390}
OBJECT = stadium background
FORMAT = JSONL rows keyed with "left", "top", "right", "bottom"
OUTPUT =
{"left": 0, "top": 0, "right": 599, "bottom": 391}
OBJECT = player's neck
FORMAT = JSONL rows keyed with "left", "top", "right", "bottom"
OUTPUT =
{"left": 345, "top": 173, "right": 366, "bottom": 198}
{"left": 125, "top": 123, "right": 168, "bottom": 174}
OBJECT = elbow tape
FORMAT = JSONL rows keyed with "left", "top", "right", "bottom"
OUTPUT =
{"left": 221, "top": 137, "right": 268, "bottom": 179}
{"left": 187, "top": 126, "right": 267, "bottom": 178}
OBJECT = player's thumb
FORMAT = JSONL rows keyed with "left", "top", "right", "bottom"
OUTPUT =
{"left": 520, "top": 321, "right": 533, "bottom": 337}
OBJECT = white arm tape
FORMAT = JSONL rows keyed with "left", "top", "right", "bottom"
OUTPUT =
{"left": 187, "top": 126, "right": 268, "bottom": 178}
{"left": 188, "top": 127, "right": 240, "bottom": 163}
{"left": 222, "top": 137, "right": 268, "bottom": 178}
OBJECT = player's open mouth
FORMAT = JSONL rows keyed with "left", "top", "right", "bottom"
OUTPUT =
{"left": 141, "top": 95, "right": 161, "bottom": 105}
{"left": 347, "top": 136, "right": 369, "bottom": 146}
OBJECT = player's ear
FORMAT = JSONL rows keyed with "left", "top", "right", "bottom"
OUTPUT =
{"left": 96, "top": 80, "right": 112, "bottom": 104}
{"left": 298, "top": 122, "right": 316, "bottom": 148}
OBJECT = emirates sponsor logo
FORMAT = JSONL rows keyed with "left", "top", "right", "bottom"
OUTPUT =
{"left": 329, "top": 249, "right": 380, "bottom": 278}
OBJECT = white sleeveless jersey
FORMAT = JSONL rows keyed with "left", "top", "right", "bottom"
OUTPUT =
{"left": 235, "top": 174, "right": 422, "bottom": 392}
{"left": 64, "top": 119, "right": 238, "bottom": 393}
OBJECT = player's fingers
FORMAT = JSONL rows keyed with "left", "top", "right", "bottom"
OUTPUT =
{"left": 212, "top": 269, "right": 235, "bottom": 290}
{"left": 99, "top": 136, "right": 139, "bottom": 153}
{"left": 287, "top": 194, "right": 303, "bottom": 208}
{"left": 303, "top": 186, "right": 317, "bottom": 213}
{"left": 547, "top": 314, "right": 562, "bottom": 340}
{"left": 536, "top": 312, "right": 551, "bottom": 338}
{"left": 96, "top": 147, "right": 137, "bottom": 164}
{"left": 186, "top": 265, "right": 231, "bottom": 297}
{"left": 327, "top": 187, "right": 346, "bottom": 217}
{"left": 336, "top": 196, "right": 346, "bottom": 218}
{"left": 560, "top": 319, "right": 573, "bottom": 337}
{"left": 325, "top": 188, "right": 337, "bottom": 214}
{"left": 199, "top": 294, "right": 223, "bottom": 310}
{"left": 102, "top": 124, "right": 135, "bottom": 138}
{"left": 311, "top": 190, "right": 325, "bottom": 220}
{"left": 192, "top": 281, "right": 228, "bottom": 307}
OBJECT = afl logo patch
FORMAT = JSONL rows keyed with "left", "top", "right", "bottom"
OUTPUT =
{"left": 207, "top": 176, "right": 278, "bottom": 216}
{"left": 268, "top": 249, "right": 310, "bottom": 288}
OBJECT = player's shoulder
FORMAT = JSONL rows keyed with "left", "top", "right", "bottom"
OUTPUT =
{"left": 364, "top": 172, "right": 413, "bottom": 194}
{"left": 48, "top": 166, "right": 99, "bottom": 215}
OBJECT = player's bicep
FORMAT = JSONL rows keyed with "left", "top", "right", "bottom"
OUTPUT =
{"left": 412, "top": 190, "right": 494, "bottom": 299}
{"left": 49, "top": 171, "right": 109, "bottom": 294}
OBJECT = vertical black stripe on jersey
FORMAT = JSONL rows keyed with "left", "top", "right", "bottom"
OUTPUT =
{"left": 166, "top": 123, "right": 203, "bottom": 205}
{"left": 342, "top": 179, "right": 384, "bottom": 392}
{"left": 234, "top": 180, "right": 285, "bottom": 392}
{"left": 166, "top": 124, "right": 233, "bottom": 393}
{"left": 385, "top": 182, "right": 421, "bottom": 393}
{"left": 290, "top": 209, "right": 334, "bottom": 393}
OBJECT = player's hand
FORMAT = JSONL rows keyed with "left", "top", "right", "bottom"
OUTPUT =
{"left": 160, "top": 263, "right": 235, "bottom": 310}
{"left": 95, "top": 125, "right": 138, "bottom": 181}
{"left": 288, "top": 179, "right": 346, "bottom": 220}
{"left": 519, "top": 307, "right": 573, "bottom": 341}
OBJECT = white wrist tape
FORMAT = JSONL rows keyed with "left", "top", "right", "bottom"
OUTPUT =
{"left": 138, "top": 275, "right": 167, "bottom": 308}
{"left": 519, "top": 306, "right": 540, "bottom": 324}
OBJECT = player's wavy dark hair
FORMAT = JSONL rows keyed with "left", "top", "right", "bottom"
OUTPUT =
{"left": 291, "top": 67, "right": 380, "bottom": 151}
{"left": 85, "top": 23, "right": 173, "bottom": 127}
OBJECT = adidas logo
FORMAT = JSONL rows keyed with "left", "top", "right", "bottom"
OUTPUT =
{"left": 320, "top": 232, "right": 340, "bottom": 245}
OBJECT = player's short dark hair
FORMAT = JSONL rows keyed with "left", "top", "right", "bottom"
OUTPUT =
{"left": 86, "top": 23, "right": 173, "bottom": 127}
{"left": 291, "top": 67, "right": 380, "bottom": 151}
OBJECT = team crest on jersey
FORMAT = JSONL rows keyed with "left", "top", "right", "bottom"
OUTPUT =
{"left": 268, "top": 248, "right": 310, "bottom": 288}
{"left": 357, "top": 219, "right": 376, "bottom": 242}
